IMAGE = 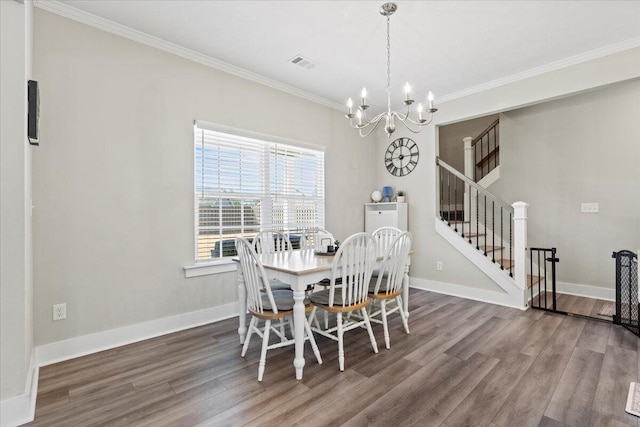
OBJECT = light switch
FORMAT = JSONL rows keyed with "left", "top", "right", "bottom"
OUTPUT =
{"left": 581, "top": 202, "right": 599, "bottom": 213}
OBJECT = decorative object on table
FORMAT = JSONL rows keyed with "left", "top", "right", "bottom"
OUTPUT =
{"left": 371, "top": 190, "right": 382, "bottom": 202}
{"left": 396, "top": 191, "right": 405, "bottom": 203}
{"left": 344, "top": 2, "right": 437, "bottom": 138}
{"left": 385, "top": 137, "right": 419, "bottom": 176}
{"left": 315, "top": 233, "right": 334, "bottom": 253}
{"left": 382, "top": 186, "right": 393, "bottom": 202}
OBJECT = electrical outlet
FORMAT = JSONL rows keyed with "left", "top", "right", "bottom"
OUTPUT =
{"left": 436, "top": 261, "right": 443, "bottom": 271}
{"left": 581, "top": 202, "right": 599, "bottom": 213}
{"left": 53, "top": 303, "right": 66, "bottom": 321}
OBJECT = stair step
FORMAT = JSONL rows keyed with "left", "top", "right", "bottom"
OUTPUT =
{"left": 496, "top": 259, "right": 514, "bottom": 269}
{"left": 527, "top": 275, "right": 541, "bottom": 289}
{"left": 481, "top": 245, "right": 504, "bottom": 253}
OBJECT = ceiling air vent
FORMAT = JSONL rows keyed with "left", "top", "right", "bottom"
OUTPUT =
{"left": 289, "top": 55, "right": 317, "bottom": 70}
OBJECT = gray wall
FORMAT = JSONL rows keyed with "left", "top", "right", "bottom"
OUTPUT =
{"left": 438, "top": 114, "right": 499, "bottom": 174}
{"left": 0, "top": 0, "right": 34, "bottom": 400}
{"left": 32, "top": 10, "right": 374, "bottom": 346}
{"left": 491, "top": 80, "right": 640, "bottom": 289}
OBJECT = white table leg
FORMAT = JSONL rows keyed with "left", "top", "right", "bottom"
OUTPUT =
{"left": 237, "top": 268, "right": 247, "bottom": 344}
{"left": 292, "top": 289, "right": 306, "bottom": 380}
{"left": 403, "top": 262, "right": 410, "bottom": 319}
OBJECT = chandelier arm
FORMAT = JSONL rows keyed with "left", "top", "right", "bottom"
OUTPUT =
{"left": 349, "top": 112, "right": 387, "bottom": 130}
{"left": 358, "top": 119, "right": 384, "bottom": 138}
{"left": 390, "top": 112, "right": 434, "bottom": 133}
{"left": 392, "top": 109, "right": 436, "bottom": 127}
{"left": 403, "top": 114, "right": 435, "bottom": 127}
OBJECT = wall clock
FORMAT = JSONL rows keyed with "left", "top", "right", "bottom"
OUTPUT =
{"left": 385, "top": 137, "right": 419, "bottom": 177}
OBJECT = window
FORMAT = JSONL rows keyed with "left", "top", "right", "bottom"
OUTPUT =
{"left": 194, "top": 121, "right": 325, "bottom": 261}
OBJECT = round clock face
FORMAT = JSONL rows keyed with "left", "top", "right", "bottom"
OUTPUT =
{"left": 385, "top": 137, "right": 419, "bottom": 177}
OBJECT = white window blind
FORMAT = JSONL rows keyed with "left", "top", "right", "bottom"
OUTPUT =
{"left": 194, "top": 122, "right": 325, "bottom": 261}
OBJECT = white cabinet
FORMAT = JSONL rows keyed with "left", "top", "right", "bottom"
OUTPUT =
{"left": 364, "top": 203, "right": 408, "bottom": 233}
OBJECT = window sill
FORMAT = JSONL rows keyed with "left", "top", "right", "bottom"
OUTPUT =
{"left": 183, "top": 260, "right": 237, "bottom": 278}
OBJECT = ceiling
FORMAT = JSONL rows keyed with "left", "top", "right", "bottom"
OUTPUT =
{"left": 51, "top": 1, "right": 640, "bottom": 113}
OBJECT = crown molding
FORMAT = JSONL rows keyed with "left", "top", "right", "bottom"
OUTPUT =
{"left": 33, "top": 0, "right": 345, "bottom": 111}
{"left": 33, "top": 0, "right": 640, "bottom": 110}
{"left": 437, "top": 36, "right": 640, "bottom": 104}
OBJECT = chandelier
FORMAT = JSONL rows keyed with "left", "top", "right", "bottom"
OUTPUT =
{"left": 345, "top": 2, "right": 437, "bottom": 138}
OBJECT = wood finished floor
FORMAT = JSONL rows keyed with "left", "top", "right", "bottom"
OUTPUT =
{"left": 536, "top": 291, "right": 613, "bottom": 321}
{"left": 28, "top": 289, "right": 639, "bottom": 427}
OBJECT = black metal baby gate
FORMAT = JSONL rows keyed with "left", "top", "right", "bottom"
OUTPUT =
{"left": 612, "top": 250, "right": 639, "bottom": 338}
{"left": 529, "top": 247, "right": 564, "bottom": 313}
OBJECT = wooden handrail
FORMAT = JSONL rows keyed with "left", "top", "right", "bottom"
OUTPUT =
{"left": 471, "top": 118, "right": 500, "bottom": 147}
{"left": 436, "top": 156, "right": 513, "bottom": 213}
{"left": 475, "top": 147, "right": 500, "bottom": 168}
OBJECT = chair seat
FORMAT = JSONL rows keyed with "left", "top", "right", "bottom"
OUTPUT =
{"left": 260, "top": 289, "right": 296, "bottom": 311}
{"left": 309, "top": 289, "right": 369, "bottom": 312}
{"left": 368, "top": 279, "right": 402, "bottom": 296}
{"left": 316, "top": 277, "right": 343, "bottom": 286}
{"left": 269, "top": 279, "right": 292, "bottom": 291}
{"left": 251, "top": 290, "right": 313, "bottom": 317}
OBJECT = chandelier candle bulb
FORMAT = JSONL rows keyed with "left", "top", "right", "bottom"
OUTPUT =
{"left": 405, "top": 82, "right": 411, "bottom": 100}
{"left": 347, "top": 98, "right": 353, "bottom": 115}
{"left": 357, "top": 109, "right": 363, "bottom": 125}
{"left": 361, "top": 88, "right": 367, "bottom": 107}
{"left": 418, "top": 103, "right": 423, "bottom": 121}
{"left": 428, "top": 91, "right": 434, "bottom": 109}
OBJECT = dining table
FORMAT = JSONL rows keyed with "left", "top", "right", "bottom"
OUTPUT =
{"left": 234, "top": 248, "right": 412, "bottom": 380}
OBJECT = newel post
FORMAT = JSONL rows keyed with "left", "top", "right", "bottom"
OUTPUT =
{"left": 512, "top": 201, "right": 528, "bottom": 305}
{"left": 463, "top": 137, "right": 473, "bottom": 221}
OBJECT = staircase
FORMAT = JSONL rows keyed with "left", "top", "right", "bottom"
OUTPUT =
{"left": 436, "top": 155, "right": 540, "bottom": 309}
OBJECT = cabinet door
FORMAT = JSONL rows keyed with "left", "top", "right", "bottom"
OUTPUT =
{"left": 365, "top": 210, "right": 398, "bottom": 233}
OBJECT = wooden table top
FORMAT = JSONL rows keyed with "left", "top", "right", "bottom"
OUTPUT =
{"left": 233, "top": 249, "right": 413, "bottom": 276}
{"left": 233, "top": 249, "right": 335, "bottom": 276}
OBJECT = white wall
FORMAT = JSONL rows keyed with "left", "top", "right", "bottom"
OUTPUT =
{"left": 491, "top": 80, "right": 640, "bottom": 289}
{"left": 31, "top": 10, "right": 375, "bottom": 346}
{"left": 0, "top": 0, "right": 34, "bottom": 401}
{"left": 373, "top": 47, "right": 640, "bottom": 294}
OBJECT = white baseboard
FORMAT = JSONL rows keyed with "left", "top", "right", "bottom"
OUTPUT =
{"left": 36, "top": 301, "right": 239, "bottom": 367}
{"left": 410, "top": 277, "right": 527, "bottom": 310}
{"left": 556, "top": 281, "right": 615, "bottom": 301}
{"left": 0, "top": 353, "right": 38, "bottom": 427}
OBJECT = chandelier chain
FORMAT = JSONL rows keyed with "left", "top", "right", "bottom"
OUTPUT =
{"left": 386, "top": 15, "right": 391, "bottom": 109}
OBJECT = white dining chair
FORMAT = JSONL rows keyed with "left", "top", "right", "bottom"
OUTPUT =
{"left": 235, "top": 237, "right": 322, "bottom": 381}
{"left": 368, "top": 231, "right": 412, "bottom": 349}
{"left": 308, "top": 232, "right": 378, "bottom": 371}
{"left": 371, "top": 226, "right": 402, "bottom": 279}
{"left": 300, "top": 228, "right": 342, "bottom": 329}
{"left": 252, "top": 230, "right": 293, "bottom": 255}
{"left": 372, "top": 226, "right": 402, "bottom": 256}
{"left": 250, "top": 230, "right": 294, "bottom": 292}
